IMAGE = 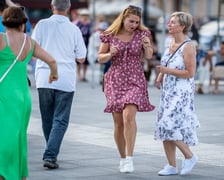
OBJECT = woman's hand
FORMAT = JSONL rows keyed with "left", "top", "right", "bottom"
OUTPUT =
{"left": 142, "top": 35, "right": 153, "bottom": 59}
{"left": 142, "top": 35, "right": 153, "bottom": 50}
{"left": 110, "top": 45, "right": 118, "bottom": 57}
{"left": 156, "top": 65, "right": 167, "bottom": 74}
{"left": 155, "top": 80, "right": 161, "bottom": 89}
{"left": 48, "top": 72, "right": 58, "bottom": 83}
{"left": 155, "top": 69, "right": 164, "bottom": 90}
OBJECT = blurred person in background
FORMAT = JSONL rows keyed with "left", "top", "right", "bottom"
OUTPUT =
{"left": 143, "top": 30, "right": 161, "bottom": 84}
{"left": 194, "top": 40, "right": 213, "bottom": 94}
{"left": 87, "top": 21, "right": 109, "bottom": 86}
{"left": 70, "top": 9, "right": 79, "bottom": 24}
{"left": 190, "top": 17, "right": 200, "bottom": 43}
{"left": 0, "top": 0, "right": 6, "bottom": 32}
{"left": 213, "top": 41, "right": 224, "bottom": 93}
{"left": 205, "top": 41, "right": 224, "bottom": 94}
{"left": 75, "top": 8, "right": 92, "bottom": 82}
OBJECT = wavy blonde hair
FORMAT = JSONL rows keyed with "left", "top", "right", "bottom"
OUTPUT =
{"left": 105, "top": 5, "right": 148, "bottom": 35}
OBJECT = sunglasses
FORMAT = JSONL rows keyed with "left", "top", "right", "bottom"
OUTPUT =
{"left": 20, "top": 6, "right": 25, "bottom": 11}
{"left": 128, "top": 5, "right": 142, "bottom": 13}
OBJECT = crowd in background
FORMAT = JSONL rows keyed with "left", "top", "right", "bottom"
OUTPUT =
{"left": 1, "top": 1, "right": 223, "bottom": 93}
{"left": 69, "top": 7, "right": 224, "bottom": 94}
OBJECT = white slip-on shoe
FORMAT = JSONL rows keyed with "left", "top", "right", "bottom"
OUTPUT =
{"left": 158, "top": 164, "right": 178, "bottom": 176}
{"left": 123, "top": 158, "right": 134, "bottom": 173}
{"left": 180, "top": 154, "right": 198, "bottom": 175}
{"left": 119, "top": 159, "right": 126, "bottom": 173}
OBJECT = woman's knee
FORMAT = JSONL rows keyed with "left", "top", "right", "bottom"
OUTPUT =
{"left": 123, "top": 104, "right": 137, "bottom": 123}
{"left": 113, "top": 113, "right": 124, "bottom": 128}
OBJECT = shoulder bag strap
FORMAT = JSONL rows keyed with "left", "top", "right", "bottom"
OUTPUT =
{"left": 0, "top": 34, "right": 27, "bottom": 83}
{"left": 165, "top": 40, "right": 191, "bottom": 67}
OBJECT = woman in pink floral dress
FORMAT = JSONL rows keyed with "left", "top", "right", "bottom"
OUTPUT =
{"left": 98, "top": 5, "right": 155, "bottom": 173}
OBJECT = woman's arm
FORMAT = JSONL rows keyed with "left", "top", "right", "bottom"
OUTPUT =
{"left": 155, "top": 72, "right": 164, "bottom": 89}
{"left": 33, "top": 41, "right": 58, "bottom": 83}
{"left": 142, "top": 35, "right": 153, "bottom": 60}
{"left": 98, "top": 42, "right": 113, "bottom": 64}
{"left": 143, "top": 45, "right": 153, "bottom": 60}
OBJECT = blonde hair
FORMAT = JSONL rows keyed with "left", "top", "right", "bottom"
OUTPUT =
{"left": 171, "top": 12, "right": 193, "bottom": 34}
{"left": 105, "top": 5, "right": 148, "bottom": 35}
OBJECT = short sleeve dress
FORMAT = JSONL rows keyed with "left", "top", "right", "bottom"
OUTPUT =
{"left": 100, "top": 30, "right": 155, "bottom": 113}
{"left": 0, "top": 33, "right": 34, "bottom": 179}
{"left": 154, "top": 41, "right": 200, "bottom": 146}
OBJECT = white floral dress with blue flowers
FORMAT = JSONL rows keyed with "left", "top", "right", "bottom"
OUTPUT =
{"left": 154, "top": 41, "right": 200, "bottom": 146}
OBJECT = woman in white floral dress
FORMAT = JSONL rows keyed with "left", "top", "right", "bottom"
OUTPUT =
{"left": 155, "top": 12, "right": 200, "bottom": 176}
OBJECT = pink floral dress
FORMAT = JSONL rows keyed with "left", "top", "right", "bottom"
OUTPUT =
{"left": 100, "top": 29, "right": 155, "bottom": 113}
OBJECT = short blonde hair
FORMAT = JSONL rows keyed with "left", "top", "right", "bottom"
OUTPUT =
{"left": 105, "top": 5, "right": 148, "bottom": 35}
{"left": 171, "top": 12, "right": 193, "bottom": 34}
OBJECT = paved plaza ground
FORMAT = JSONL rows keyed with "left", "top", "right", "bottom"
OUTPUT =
{"left": 27, "top": 67, "right": 224, "bottom": 180}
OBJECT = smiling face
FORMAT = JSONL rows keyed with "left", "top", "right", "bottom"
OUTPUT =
{"left": 123, "top": 14, "right": 140, "bottom": 33}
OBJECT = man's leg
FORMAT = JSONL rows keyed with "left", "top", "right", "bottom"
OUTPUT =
{"left": 43, "top": 90, "right": 74, "bottom": 162}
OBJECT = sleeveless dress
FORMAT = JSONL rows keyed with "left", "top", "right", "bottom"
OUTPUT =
{"left": 154, "top": 41, "right": 200, "bottom": 146}
{"left": 0, "top": 33, "right": 34, "bottom": 179}
{"left": 100, "top": 30, "right": 155, "bottom": 113}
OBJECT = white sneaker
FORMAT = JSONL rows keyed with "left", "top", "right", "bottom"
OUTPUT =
{"left": 158, "top": 164, "right": 178, "bottom": 176}
{"left": 123, "top": 158, "right": 134, "bottom": 173}
{"left": 180, "top": 154, "right": 198, "bottom": 175}
{"left": 119, "top": 159, "right": 126, "bottom": 173}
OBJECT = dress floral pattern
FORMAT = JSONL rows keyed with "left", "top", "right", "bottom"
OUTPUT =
{"left": 100, "top": 30, "right": 155, "bottom": 113}
{"left": 154, "top": 41, "right": 200, "bottom": 146}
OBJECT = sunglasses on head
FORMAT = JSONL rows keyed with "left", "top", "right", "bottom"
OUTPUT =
{"left": 128, "top": 5, "right": 142, "bottom": 13}
{"left": 19, "top": 6, "right": 25, "bottom": 11}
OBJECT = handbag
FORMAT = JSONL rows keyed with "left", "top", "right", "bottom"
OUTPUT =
{"left": 0, "top": 34, "right": 27, "bottom": 83}
{"left": 155, "top": 40, "right": 191, "bottom": 82}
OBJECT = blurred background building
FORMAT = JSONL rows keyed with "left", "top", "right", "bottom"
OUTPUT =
{"left": 16, "top": 0, "right": 88, "bottom": 24}
{"left": 14, "top": 0, "right": 224, "bottom": 52}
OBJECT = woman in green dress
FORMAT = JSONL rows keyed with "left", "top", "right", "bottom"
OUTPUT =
{"left": 0, "top": 7, "right": 58, "bottom": 180}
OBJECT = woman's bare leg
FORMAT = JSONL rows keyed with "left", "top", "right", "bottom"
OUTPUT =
{"left": 112, "top": 112, "right": 126, "bottom": 158}
{"left": 214, "top": 78, "right": 219, "bottom": 93}
{"left": 77, "top": 64, "right": 82, "bottom": 80}
{"left": 163, "top": 141, "right": 177, "bottom": 167}
{"left": 175, "top": 140, "right": 193, "bottom": 159}
{"left": 123, "top": 104, "right": 137, "bottom": 156}
{"left": 82, "top": 64, "right": 88, "bottom": 81}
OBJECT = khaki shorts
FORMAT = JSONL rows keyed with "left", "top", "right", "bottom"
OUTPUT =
{"left": 213, "top": 66, "right": 224, "bottom": 79}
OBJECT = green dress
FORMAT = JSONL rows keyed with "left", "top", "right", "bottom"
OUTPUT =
{"left": 0, "top": 33, "right": 34, "bottom": 180}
